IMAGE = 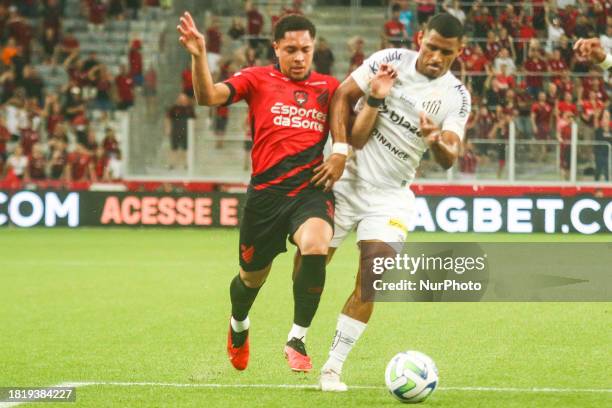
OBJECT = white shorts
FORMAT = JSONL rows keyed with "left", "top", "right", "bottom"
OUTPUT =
{"left": 330, "top": 176, "right": 415, "bottom": 248}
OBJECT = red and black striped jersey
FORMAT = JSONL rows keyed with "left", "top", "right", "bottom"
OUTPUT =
{"left": 224, "top": 65, "right": 339, "bottom": 196}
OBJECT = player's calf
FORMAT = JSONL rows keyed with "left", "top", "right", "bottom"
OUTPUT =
{"left": 284, "top": 254, "right": 326, "bottom": 372}
{"left": 227, "top": 271, "right": 266, "bottom": 371}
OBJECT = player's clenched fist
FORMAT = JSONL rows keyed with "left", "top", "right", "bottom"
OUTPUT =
{"left": 370, "top": 63, "right": 397, "bottom": 99}
{"left": 177, "top": 12, "right": 206, "bottom": 57}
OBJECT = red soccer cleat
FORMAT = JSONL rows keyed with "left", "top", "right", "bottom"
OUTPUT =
{"left": 227, "top": 323, "right": 249, "bottom": 371}
{"left": 284, "top": 337, "right": 312, "bottom": 372}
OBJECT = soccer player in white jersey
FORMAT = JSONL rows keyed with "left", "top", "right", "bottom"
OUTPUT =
{"left": 317, "top": 13, "right": 471, "bottom": 391}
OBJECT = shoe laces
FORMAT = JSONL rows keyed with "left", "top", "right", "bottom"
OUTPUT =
{"left": 287, "top": 336, "right": 308, "bottom": 356}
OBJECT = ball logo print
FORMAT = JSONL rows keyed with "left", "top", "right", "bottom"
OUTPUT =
{"left": 385, "top": 351, "right": 439, "bottom": 403}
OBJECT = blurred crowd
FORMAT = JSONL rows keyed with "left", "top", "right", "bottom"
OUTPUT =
{"left": 4, "top": 0, "right": 609, "bottom": 184}
{"left": 169, "top": 0, "right": 308, "bottom": 170}
{"left": 0, "top": 0, "right": 167, "bottom": 184}
{"left": 381, "top": 0, "right": 611, "bottom": 180}
{"left": 193, "top": 0, "right": 610, "bottom": 181}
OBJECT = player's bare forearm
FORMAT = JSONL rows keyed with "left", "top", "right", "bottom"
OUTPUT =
{"left": 350, "top": 63, "right": 396, "bottom": 148}
{"left": 329, "top": 89, "right": 351, "bottom": 145}
{"left": 191, "top": 54, "right": 229, "bottom": 106}
{"left": 429, "top": 131, "right": 460, "bottom": 170}
{"left": 331, "top": 77, "right": 364, "bottom": 147}
{"left": 351, "top": 104, "right": 379, "bottom": 149}
{"left": 178, "top": 11, "right": 229, "bottom": 106}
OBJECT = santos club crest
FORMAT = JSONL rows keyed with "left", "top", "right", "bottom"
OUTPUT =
{"left": 294, "top": 90, "right": 308, "bottom": 106}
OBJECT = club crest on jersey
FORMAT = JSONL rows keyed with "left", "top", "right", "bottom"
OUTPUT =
{"left": 422, "top": 99, "right": 442, "bottom": 116}
{"left": 294, "top": 90, "right": 308, "bottom": 107}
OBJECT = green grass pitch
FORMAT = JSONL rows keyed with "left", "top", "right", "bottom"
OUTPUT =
{"left": 1, "top": 229, "right": 610, "bottom": 407}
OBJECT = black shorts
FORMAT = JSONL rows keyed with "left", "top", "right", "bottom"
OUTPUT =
{"left": 171, "top": 132, "right": 187, "bottom": 150}
{"left": 214, "top": 116, "right": 228, "bottom": 133}
{"left": 238, "top": 188, "right": 334, "bottom": 272}
{"left": 497, "top": 143, "right": 506, "bottom": 161}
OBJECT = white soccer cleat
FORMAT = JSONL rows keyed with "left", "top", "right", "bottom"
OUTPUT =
{"left": 319, "top": 369, "right": 348, "bottom": 392}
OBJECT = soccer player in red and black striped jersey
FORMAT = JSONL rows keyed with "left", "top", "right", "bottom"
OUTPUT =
{"left": 178, "top": 13, "right": 347, "bottom": 372}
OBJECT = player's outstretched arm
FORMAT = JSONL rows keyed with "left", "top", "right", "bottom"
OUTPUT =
{"left": 177, "top": 12, "right": 229, "bottom": 106}
{"left": 351, "top": 64, "right": 397, "bottom": 149}
{"left": 419, "top": 112, "right": 461, "bottom": 170}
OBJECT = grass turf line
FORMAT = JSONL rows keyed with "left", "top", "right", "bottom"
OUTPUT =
{"left": 0, "top": 229, "right": 610, "bottom": 407}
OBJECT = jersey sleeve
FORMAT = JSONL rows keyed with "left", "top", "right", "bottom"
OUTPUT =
{"left": 350, "top": 49, "right": 404, "bottom": 93}
{"left": 223, "top": 67, "right": 259, "bottom": 105}
{"left": 329, "top": 76, "right": 340, "bottom": 96}
{"left": 442, "top": 84, "right": 471, "bottom": 140}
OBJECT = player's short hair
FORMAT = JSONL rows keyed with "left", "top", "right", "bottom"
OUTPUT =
{"left": 426, "top": 13, "right": 464, "bottom": 39}
{"left": 273, "top": 14, "right": 316, "bottom": 41}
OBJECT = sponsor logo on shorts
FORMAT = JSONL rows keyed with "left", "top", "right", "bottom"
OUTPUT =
{"left": 326, "top": 200, "right": 334, "bottom": 220}
{"left": 240, "top": 244, "right": 255, "bottom": 264}
{"left": 389, "top": 218, "right": 408, "bottom": 235}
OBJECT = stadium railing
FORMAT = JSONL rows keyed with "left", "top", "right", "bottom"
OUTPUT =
{"left": 120, "top": 114, "right": 611, "bottom": 185}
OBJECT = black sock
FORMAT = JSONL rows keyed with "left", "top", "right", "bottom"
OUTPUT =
{"left": 230, "top": 274, "right": 261, "bottom": 322}
{"left": 293, "top": 255, "right": 326, "bottom": 328}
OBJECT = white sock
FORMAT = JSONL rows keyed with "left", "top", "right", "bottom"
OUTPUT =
{"left": 287, "top": 323, "right": 308, "bottom": 342}
{"left": 322, "top": 313, "right": 367, "bottom": 375}
{"left": 230, "top": 316, "right": 250, "bottom": 333}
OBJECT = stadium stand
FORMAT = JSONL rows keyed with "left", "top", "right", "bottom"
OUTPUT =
{"left": 0, "top": 0, "right": 168, "bottom": 186}
{"left": 1, "top": 0, "right": 610, "bottom": 188}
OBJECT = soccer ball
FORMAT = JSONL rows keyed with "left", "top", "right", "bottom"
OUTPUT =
{"left": 385, "top": 351, "right": 438, "bottom": 403}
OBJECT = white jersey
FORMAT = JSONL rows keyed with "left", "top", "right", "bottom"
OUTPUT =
{"left": 345, "top": 48, "right": 471, "bottom": 189}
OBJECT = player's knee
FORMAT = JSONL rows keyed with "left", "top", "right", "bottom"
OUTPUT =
{"left": 240, "top": 275, "right": 265, "bottom": 288}
{"left": 239, "top": 268, "right": 268, "bottom": 288}
{"left": 299, "top": 239, "right": 329, "bottom": 255}
{"left": 294, "top": 218, "right": 332, "bottom": 255}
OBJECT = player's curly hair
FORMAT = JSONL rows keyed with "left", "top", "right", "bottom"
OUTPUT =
{"left": 427, "top": 13, "right": 464, "bottom": 39}
{"left": 273, "top": 14, "right": 316, "bottom": 41}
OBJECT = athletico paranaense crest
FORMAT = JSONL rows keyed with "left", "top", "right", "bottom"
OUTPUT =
{"left": 294, "top": 90, "right": 308, "bottom": 107}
